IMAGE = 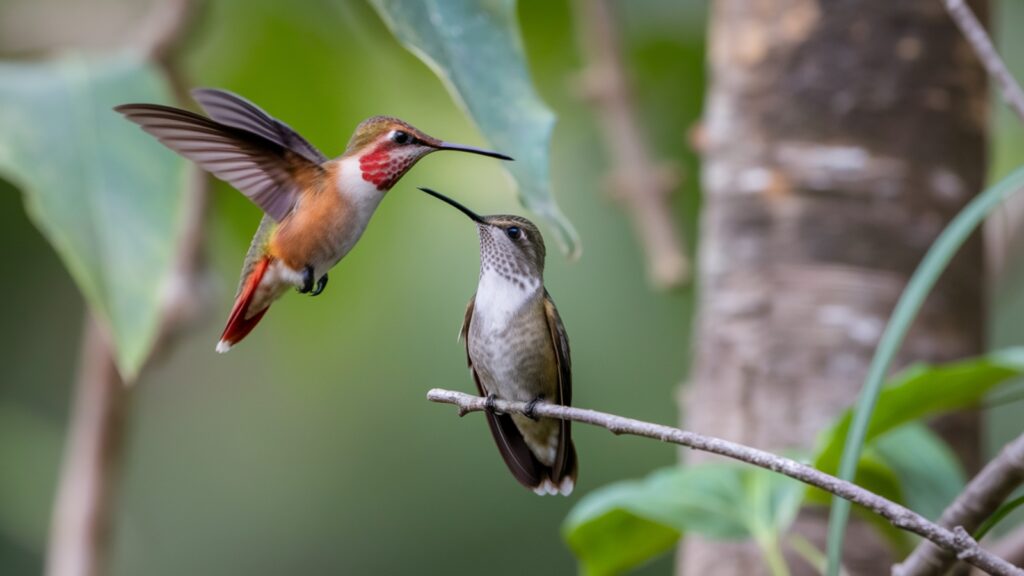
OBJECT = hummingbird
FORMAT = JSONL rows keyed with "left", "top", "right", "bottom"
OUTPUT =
{"left": 115, "top": 89, "right": 511, "bottom": 353}
{"left": 419, "top": 187, "right": 577, "bottom": 495}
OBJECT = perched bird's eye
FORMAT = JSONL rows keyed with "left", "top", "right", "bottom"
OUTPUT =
{"left": 390, "top": 130, "right": 411, "bottom": 144}
{"left": 506, "top": 226, "right": 522, "bottom": 240}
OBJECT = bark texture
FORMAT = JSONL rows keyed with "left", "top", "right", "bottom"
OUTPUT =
{"left": 682, "top": 1, "right": 989, "bottom": 574}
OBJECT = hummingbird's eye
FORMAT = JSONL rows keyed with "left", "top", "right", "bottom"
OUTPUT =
{"left": 505, "top": 226, "right": 522, "bottom": 240}
{"left": 390, "top": 130, "right": 411, "bottom": 144}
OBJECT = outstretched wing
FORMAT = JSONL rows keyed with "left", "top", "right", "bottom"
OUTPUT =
{"left": 461, "top": 296, "right": 545, "bottom": 489}
{"left": 115, "top": 103, "right": 322, "bottom": 222}
{"left": 543, "top": 290, "right": 577, "bottom": 487}
{"left": 190, "top": 88, "right": 328, "bottom": 165}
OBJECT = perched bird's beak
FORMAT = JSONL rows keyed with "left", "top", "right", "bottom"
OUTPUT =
{"left": 433, "top": 141, "right": 514, "bottom": 161}
{"left": 418, "top": 187, "right": 487, "bottom": 224}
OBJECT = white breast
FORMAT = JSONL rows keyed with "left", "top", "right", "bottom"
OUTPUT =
{"left": 473, "top": 270, "right": 540, "bottom": 332}
{"left": 337, "top": 156, "right": 384, "bottom": 215}
{"left": 332, "top": 156, "right": 386, "bottom": 259}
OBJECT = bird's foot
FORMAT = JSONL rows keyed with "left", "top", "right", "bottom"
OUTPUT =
{"left": 297, "top": 265, "right": 315, "bottom": 294}
{"left": 484, "top": 393, "right": 499, "bottom": 414}
{"left": 524, "top": 395, "right": 545, "bottom": 421}
{"left": 310, "top": 273, "right": 328, "bottom": 297}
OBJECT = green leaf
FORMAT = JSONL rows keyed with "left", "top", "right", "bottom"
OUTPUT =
{"left": 806, "top": 450, "right": 913, "bottom": 554}
{"left": 369, "top": 0, "right": 580, "bottom": 257}
{"left": 816, "top": 350, "right": 1024, "bottom": 474}
{"left": 823, "top": 350, "right": 1024, "bottom": 565}
{"left": 564, "top": 506, "right": 679, "bottom": 576}
{"left": 808, "top": 422, "right": 964, "bottom": 554}
{"left": 0, "top": 53, "right": 187, "bottom": 380}
{"left": 807, "top": 451, "right": 904, "bottom": 507}
{"left": 563, "top": 464, "right": 805, "bottom": 575}
{"left": 872, "top": 423, "right": 966, "bottom": 521}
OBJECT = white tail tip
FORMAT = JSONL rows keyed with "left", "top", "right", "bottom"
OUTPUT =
{"left": 215, "top": 340, "right": 232, "bottom": 354}
{"left": 533, "top": 478, "right": 573, "bottom": 496}
{"left": 559, "top": 476, "right": 575, "bottom": 496}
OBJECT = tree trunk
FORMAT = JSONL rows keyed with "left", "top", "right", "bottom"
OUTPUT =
{"left": 681, "top": 1, "right": 988, "bottom": 574}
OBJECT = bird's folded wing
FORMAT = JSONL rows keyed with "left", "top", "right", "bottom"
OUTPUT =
{"left": 544, "top": 290, "right": 577, "bottom": 483}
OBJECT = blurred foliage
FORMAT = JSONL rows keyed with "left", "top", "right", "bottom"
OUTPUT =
{"left": 4, "top": 0, "right": 1024, "bottom": 575}
{"left": 0, "top": 54, "right": 186, "bottom": 380}
{"left": 0, "top": 0, "right": 699, "bottom": 575}
{"left": 369, "top": 0, "right": 580, "bottom": 256}
{"left": 565, "top": 464, "right": 804, "bottom": 576}
{"left": 817, "top": 349, "right": 1024, "bottom": 474}
{"left": 826, "top": 165, "right": 1024, "bottom": 573}
{"left": 567, "top": 351, "right": 1023, "bottom": 573}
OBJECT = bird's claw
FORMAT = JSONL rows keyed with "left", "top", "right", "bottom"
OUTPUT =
{"left": 484, "top": 394, "right": 498, "bottom": 414}
{"left": 524, "top": 395, "right": 545, "bottom": 421}
{"left": 298, "top": 265, "right": 315, "bottom": 294}
{"left": 310, "top": 273, "right": 328, "bottom": 297}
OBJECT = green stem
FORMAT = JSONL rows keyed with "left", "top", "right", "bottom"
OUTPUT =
{"left": 758, "top": 533, "right": 791, "bottom": 576}
{"left": 975, "top": 494, "right": 1024, "bottom": 541}
{"left": 824, "top": 166, "right": 1024, "bottom": 576}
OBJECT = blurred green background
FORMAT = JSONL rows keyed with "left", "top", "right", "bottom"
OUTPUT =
{"left": 0, "top": 1, "right": 702, "bottom": 574}
{"left": 6, "top": 1, "right": 1024, "bottom": 574}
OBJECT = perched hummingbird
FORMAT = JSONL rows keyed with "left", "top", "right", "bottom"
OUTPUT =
{"left": 419, "top": 187, "right": 577, "bottom": 495}
{"left": 115, "top": 89, "right": 511, "bottom": 352}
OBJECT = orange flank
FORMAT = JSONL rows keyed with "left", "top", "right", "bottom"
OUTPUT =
{"left": 269, "top": 166, "right": 348, "bottom": 273}
{"left": 217, "top": 257, "right": 272, "bottom": 353}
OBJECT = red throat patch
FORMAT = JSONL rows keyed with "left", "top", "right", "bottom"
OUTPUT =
{"left": 359, "top": 146, "right": 416, "bottom": 191}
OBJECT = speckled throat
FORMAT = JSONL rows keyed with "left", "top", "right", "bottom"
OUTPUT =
{"left": 477, "top": 219, "right": 543, "bottom": 291}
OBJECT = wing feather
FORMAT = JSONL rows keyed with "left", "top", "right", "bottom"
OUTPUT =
{"left": 191, "top": 88, "right": 328, "bottom": 165}
{"left": 544, "top": 290, "right": 578, "bottom": 487}
{"left": 115, "top": 103, "right": 321, "bottom": 222}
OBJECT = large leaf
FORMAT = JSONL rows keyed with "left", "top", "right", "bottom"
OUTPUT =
{"left": 564, "top": 502, "right": 678, "bottom": 576}
{"left": 807, "top": 423, "right": 964, "bottom": 554}
{"left": 806, "top": 451, "right": 903, "bottom": 508}
{"left": 0, "top": 53, "right": 187, "bottom": 380}
{"left": 369, "top": 0, "right": 580, "bottom": 257}
{"left": 872, "top": 423, "right": 966, "bottom": 521}
{"left": 817, "top": 349, "right": 1024, "bottom": 473}
{"left": 563, "top": 464, "right": 805, "bottom": 575}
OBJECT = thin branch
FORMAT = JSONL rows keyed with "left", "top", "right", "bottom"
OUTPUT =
{"left": 894, "top": 433, "right": 1024, "bottom": 576}
{"left": 44, "top": 1, "right": 207, "bottom": 576}
{"left": 44, "top": 317, "right": 128, "bottom": 576}
{"left": 571, "top": 0, "right": 689, "bottom": 290}
{"left": 139, "top": 0, "right": 213, "bottom": 358}
{"left": 942, "top": 0, "right": 1024, "bottom": 124}
{"left": 427, "top": 389, "right": 1024, "bottom": 576}
{"left": 973, "top": 528, "right": 1024, "bottom": 575}
{"left": 133, "top": 0, "right": 200, "bottom": 65}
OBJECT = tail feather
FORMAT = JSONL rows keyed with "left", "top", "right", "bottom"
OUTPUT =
{"left": 481, "top": 406, "right": 577, "bottom": 496}
{"left": 217, "top": 257, "right": 272, "bottom": 353}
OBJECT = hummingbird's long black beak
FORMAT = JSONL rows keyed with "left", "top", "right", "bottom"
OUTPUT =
{"left": 434, "top": 141, "right": 514, "bottom": 161}
{"left": 418, "top": 187, "right": 487, "bottom": 224}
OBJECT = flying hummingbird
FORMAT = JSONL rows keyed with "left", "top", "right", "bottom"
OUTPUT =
{"left": 419, "top": 187, "right": 577, "bottom": 495}
{"left": 115, "top": 89, "right": 511, "bottom": 353}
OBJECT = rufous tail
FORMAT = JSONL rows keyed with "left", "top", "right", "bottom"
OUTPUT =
{"left": 216, "top": 257, "right": 272, "bottom": 353}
